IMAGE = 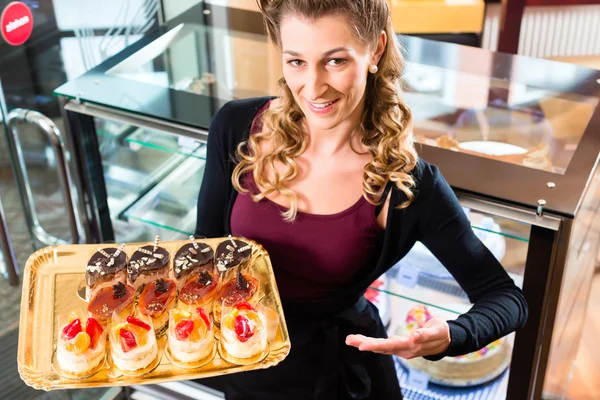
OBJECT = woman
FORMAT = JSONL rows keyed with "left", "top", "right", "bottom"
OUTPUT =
{"left": 195, "top": 0, "right": 528, "bottom": 398}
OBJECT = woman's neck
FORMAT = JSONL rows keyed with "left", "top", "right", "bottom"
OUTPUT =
{"left": 303, "top": 100, "right": 365, "bottom": 156}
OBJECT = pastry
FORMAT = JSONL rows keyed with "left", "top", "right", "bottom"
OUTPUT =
{"left": 109, "top": 314, "right": 158, "bottom": 372}
{"left": 85, "top": 244, "right": 127, "bottom": 301}
{"left": 173, "top": 236, "right": 214, "bottom": 288}
{"left": 167, "top": 308, "right": 215, "bottom": 363}
{"left": 87, "top": 282, "right": 135, "bottom": 327}
{"left": 178, "top": 270, "right": 219, "bottom": 315}
{"left": 56, "top": 314, "right": 106, "bottom": 376}
{"left": 127, "top": 236, "right": 170, "bottom": 291}
{"left": 221, "top": 301, "right": 267, "bottom": 360}
{"left": 215, "top": 238, "right": 252, "bottom": 272}
{"left": 138, "top": 278, "right": 177, "bottom": 333}
{"left": 213, "top": 270, "right": 260, "bottom": 323}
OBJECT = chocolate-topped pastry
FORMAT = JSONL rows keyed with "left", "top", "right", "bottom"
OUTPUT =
{"left": 215, "top": 238, "right": 252, "bottom": 272}
{"left": 86, "top": 244, "right": 127, "bottom": 301}
{"left": 213, "top": 270, "right": 260, "bottom": 324}
{"left": 87, "top": 282, "right": 135, "bottom": 326}
{"left": 127, "top": 236, "right": 170, "bottom": 291}
{"left": 173, "top": 236, "right": 214, "bottom": 288}
{"left": 138, "top": 278, "right": 177, "bottom": 333}
{"left": 178, "top": 270, "right": 220, "bottom": 315}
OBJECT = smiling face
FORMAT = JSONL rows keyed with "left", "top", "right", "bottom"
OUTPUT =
{"left": 280, "top": 14, "right": 383, "bottom": 134}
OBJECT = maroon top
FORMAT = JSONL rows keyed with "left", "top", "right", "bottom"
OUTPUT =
{"left": 230, "top": 102, "right": 384, "bottom": 299}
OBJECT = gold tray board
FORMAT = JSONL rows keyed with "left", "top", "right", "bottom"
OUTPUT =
{"left": 17, "top": 238, "right": 291, "bottom": 391}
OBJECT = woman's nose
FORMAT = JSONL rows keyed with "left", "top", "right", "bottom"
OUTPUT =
{"left": 304, "top": 67, "right": 328, "bottom": 100}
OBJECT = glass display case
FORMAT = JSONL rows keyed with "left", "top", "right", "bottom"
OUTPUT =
{"left": 54, "top": 2, "right": 600, "bottom": 399}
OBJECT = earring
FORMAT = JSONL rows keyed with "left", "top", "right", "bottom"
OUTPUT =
{"left": 368, "top": 64, "right": 378, "bottom": 74}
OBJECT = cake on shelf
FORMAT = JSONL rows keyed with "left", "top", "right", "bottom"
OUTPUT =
{"left": 401, "top": 305, "right": 510, "bottom": 385}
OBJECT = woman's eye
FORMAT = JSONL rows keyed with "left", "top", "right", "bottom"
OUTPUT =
{"left": 327, "top": 58, "right": 346, "bottom": 66}
{"left": 287, "top": 60, "right": 305, "bottom": 67}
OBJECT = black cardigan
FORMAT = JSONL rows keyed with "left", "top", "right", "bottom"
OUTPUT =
{"left": 195, "top": 96, "right": 528, "bottom": 359}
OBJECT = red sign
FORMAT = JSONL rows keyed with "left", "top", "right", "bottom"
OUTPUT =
{"left": 1, "top": 2, "right": 33, "bottom": 46}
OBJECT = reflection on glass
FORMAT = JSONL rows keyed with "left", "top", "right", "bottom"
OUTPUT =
{"left": 402, "top": 63, "right": 598, "bottom": 174}
{"left": 106, "top": 21, "right": 598, "bottom": 175}
{"left": 107, "top": 23, "right": 280, "bottom": 100}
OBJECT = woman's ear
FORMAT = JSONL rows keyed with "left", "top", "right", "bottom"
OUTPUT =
{"left": 372, "top": 30, "right": 387, "bottom": 66}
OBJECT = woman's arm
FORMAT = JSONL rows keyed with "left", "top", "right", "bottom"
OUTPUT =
{"left": 194, "top": 103, "right": 233, "bottom": 238}
{"left": 347, "top": 161, "right": 528, "bottom": 360}
{"left": 416, "top": 162, "right": 528, "bottom": 359}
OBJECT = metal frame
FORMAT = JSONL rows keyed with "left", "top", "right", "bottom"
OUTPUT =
{"left": 61, "top": 99, "right": 114, "bottom": 243}
{"left": 5, "top": 109, "right": 82, "bottom": 245}
{"left": 0, "top": 196, "right": 19, "bottom": 286}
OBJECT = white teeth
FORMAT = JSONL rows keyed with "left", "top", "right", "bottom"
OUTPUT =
{"left": 311, "top": 100, "right": 335, "bottom": 109}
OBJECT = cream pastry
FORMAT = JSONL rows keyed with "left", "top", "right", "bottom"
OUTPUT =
{"left": 56, "top": 315, "right": 106, "bottom": 375}
{"left": 109, "top": 315, "right": 158, "bottom": 372}
{"left": 221, "top": 302, "right": 267, "bottom": 359}
{"left": 167, "top": 308, "right": 214, "bottom": 363}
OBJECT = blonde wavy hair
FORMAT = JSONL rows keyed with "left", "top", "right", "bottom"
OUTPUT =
{"left": 232, "top": 0, "right": 418, "bottom": 221}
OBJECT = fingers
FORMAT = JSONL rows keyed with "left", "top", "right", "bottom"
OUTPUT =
{"left": 346, "top": 335, "right": 410, "bottom": 353}
{"left": 346, "top": 333, "right": 450, "bottom": 359}
{"left": 411, "top": 319, "right": 450, "bottom": 344}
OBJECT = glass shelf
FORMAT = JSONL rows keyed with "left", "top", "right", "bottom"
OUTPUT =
{"left": 122, "top": 156, "right": 205, "bottom": 235}
{"left": 97, "top": 125, "right": 207, "bottom": 160}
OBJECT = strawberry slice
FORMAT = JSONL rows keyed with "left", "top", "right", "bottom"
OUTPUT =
{"left": 196, "top": 307, "right": 211, "bottom": 330}
{"left": 85, "top": 318, "right": 104, "bottom": 349}
{"left": 234, "top": 315, "right": 254, "bottom": 342}
{"left": 234, "top": 301, "right": 254, "bottom": 311}
{"left": 127, "top": 316, "right": 151, "bottom": 331}
{"left": 175, "top": 319, "right": 195, "bottom": 341}
{"left": 119, "top": 328, "right": 138, "bottom": 352}
{"left": 62, "top": 318, "right": 82, "bottom": 340}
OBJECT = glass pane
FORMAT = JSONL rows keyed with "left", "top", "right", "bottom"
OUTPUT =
{"left": 403, "top": 63, "right": 599, "bottom": 175}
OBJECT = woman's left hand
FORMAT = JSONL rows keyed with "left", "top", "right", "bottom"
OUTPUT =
{"left": 345, "top": 317, "right": 451, "bottom": 359}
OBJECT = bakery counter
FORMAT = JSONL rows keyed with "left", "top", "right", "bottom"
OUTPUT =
{"left": 53, "top": 2, "right": 600, "bottom": 399}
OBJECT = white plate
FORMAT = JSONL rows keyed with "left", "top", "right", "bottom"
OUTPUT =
{"left": 459, "top": 141, "right": 527, "bottom": 156}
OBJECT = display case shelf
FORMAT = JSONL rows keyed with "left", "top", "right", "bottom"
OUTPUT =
{"left": 122, "top": 156, "right": 205, "bottom": 235}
